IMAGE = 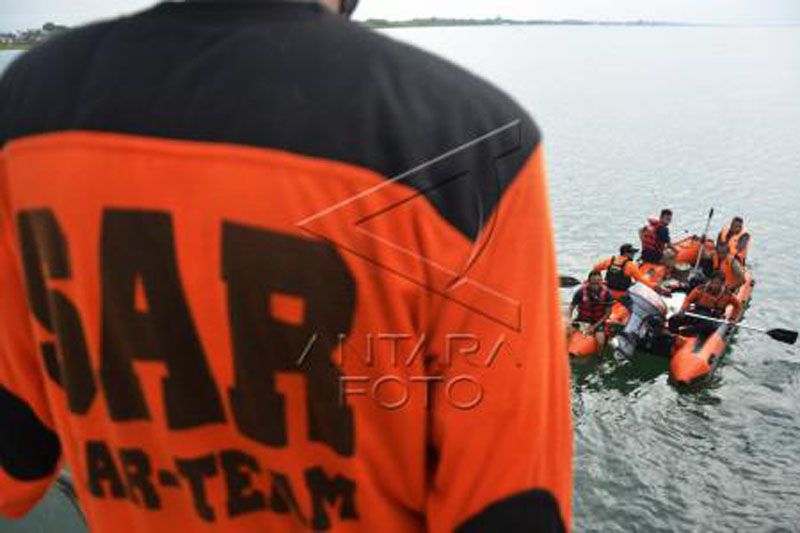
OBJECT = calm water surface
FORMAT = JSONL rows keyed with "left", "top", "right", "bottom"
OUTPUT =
{"left": 2, "top": 25, "right": 800, "bottom": 532}
{"left": 386, "top": 26, "right": 800, "bottom": 532}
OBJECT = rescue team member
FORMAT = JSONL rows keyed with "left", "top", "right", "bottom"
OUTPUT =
{"left": 669, "top": 274, "right": 742, "bottom": 337}
{"left": 0, "top": 0, "right": 571, "bottom": 531}
{"left": 639, "top": 208, "right": 676, "bottom": 265}
{"left": 717, "top": 216, "right": 750, "bottom": 264}
{"left": 592, "top": 243, "right": 665, "bottom": 297}
{"left": 692, "top": 240, "right": 744, "bottom": 287}
{"left": 566, "top": 272, "right": 614, "bottom": 348}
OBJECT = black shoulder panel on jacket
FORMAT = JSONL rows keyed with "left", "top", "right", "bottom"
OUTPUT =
{"left": 0, "top": 2, "right": 541, "bottom": 240}
{"left": 0, "top": 385, "right": 62, "bottom": 481}
{"left": 456, "top": 489, "right": 566, "bottom": 533}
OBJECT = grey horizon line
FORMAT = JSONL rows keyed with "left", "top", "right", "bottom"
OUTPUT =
{"left": 363, "top": 18, "right": 800, "bottom": 28}
{"left": 2, "top": 18, "right": 800, "bottom": 34}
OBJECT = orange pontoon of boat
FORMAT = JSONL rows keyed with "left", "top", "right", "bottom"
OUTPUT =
{"left": 568, "top": 300, "right": 629, "bottom": 359}
{"left": 567, "top": 236, "right": 699, "bottom": 360}
{"left": 670, "top": 271, "right": 754, "bottom": 384}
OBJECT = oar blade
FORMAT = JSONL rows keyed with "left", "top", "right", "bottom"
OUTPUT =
{"left": 768, "top": 328, "right": 798, "bottom": 345}
{"left": 559, "top": 276, "right": 581, "bottom": 289}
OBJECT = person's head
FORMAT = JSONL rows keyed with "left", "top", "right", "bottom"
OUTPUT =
{"left": 730, "top": 216, "right": 744, "bottom": 234}
{"left": 587, "top": 271, "right": 604, "bottom": 292}
{"left": 620, "top": 243, "right": 639, "bottom": 259}
{"left": 707, "top": 274, "right": 725, "bottom": 294}
{"left": 660, "top": 208, "right": 673, "bottom": 226}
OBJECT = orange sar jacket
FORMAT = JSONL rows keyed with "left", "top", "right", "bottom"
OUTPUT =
{"left": 681, "top": 287, "right": 742, "bottom": 317}
{"left": 0, "top": 2, "right": 571, "bottom": 532}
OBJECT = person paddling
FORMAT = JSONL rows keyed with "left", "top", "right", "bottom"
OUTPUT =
{"left": 566, "top": 272, "right": 615, "bottom": 348}
{"left": 670, "top": 274, "right": 742, "bottom": 337}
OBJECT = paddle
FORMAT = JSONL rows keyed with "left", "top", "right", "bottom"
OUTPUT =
{"left": 684, "top": 312, "right": 798, "bottom": 345}
{"left": 559, "top": 276, "right": 582, "bottom": 288}
{"left": 689, "top": 207, "right": 714, "bottom": 280}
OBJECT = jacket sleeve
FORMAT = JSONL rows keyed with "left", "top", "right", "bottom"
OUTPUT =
{"left": 425, "top": 146, "right": 571, "bottom": 533}
{"left": 592, "top": 257, "right": 611, "bottom": 273}
{"left": 627, "top": 262, "right": 657, "bottom": 289}
{"left": 0, "top": 151, "right": 62, "bottom": 518}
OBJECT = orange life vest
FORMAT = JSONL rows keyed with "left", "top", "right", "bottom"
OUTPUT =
{"left": 689, "top": 286, "right": 737, "bottom": 316}
{"left": 641, "top": 218, "right": 664, "bottom": 252}
{"left": 719, "top": 255, "right": 744, "bottom": 289}
{"left": 718, "top": 224, "right": 750, "bottom": 262}
{"left": 577, "top": 284, "right": 611, "bottom": 323}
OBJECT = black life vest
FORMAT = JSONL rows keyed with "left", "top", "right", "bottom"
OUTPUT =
{"left": 699, "top": 254, "right": 718, "bottom": 278}
{"left": 605, "top": 256, "right": 632, "bottom": 291}
{"left": 577, "top": 284, "right": 611, "bottom": 323}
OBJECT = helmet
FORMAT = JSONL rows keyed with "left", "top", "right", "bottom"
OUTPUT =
{"left": 341, "top": 0, "right": 359, "bottom": 16}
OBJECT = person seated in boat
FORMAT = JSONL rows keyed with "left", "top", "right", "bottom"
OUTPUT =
{"left": 715, "top": 241, "right": 746, "bottom": 292}
{"left": 717, "top": 216, "right": 750, "bottom": 265}
{"left": 669, "top": 273, "right": 743, "bottom": 337}
{"left": 639, "top": 208, "right": 677, "bottom": 265}
{"left": 592, "top": 243, "right": 667, "bottom": 300}
{"left": 566, "top": 271, "right": 614, "bottom": 347}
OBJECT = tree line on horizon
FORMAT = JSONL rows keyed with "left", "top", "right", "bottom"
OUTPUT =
{"left": 1, "top": 16, "right": 712, "bottom": 50}
{"left": 361, "top": 17, "right": 694, "bottom": 28}
{"left": 0, "top": 22, "right": 68, "bottom": 48}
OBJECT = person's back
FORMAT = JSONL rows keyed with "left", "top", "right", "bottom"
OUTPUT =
{"left": 0, "top": 2, "right": 571, "bottom": 531}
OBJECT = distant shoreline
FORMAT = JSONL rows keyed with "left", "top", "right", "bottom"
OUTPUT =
{"left": 362, "top": 18, "right": 698, "bottom": 29}
{"left": 2, "top": 18, "right": 798, "bottom": 52}
{"left": 361, "top": 18, "right": 800, "bottom": 29}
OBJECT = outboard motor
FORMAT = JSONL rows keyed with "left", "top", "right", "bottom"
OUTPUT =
{"left": 612, "top": 283, "right": 668, "bottom": 359}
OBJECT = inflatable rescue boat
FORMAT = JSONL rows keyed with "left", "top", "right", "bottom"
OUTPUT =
{"left": 568, "top": 235, "right": 754, "bottom": 384}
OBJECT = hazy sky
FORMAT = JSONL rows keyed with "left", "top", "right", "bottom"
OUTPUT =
{"left": 2, "top": 0, "right": 800, "bottom": 32}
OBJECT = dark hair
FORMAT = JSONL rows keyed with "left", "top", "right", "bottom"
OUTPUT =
{"left": 732, "top": 216, "right": 744, "bottom": 224}
{"left": 588, "top": 271, "right": 603, "bottom": 281}
{"left": 660, "top": 209, "right": 673, "bottom": 218}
